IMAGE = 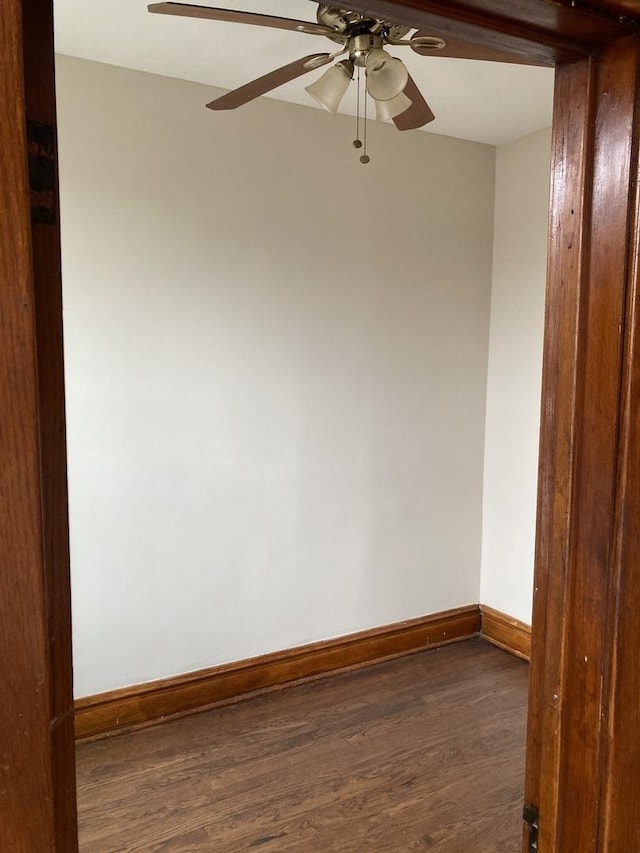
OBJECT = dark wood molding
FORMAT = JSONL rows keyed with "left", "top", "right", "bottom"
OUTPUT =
{"left": 22, "top": 5, "right": 78, "bottom": 843}
{"left": 525, "top": 35, "right": 640, "bottom": 852}
{"left": 75, "top": 605, "right": 481, "bottom": 741}
{"left": 588, "top": 0, "right": 640, "bottom": 17}
{"left": 0, "top": 0, "right": 77, "bottom": 850}
{"left": 343, "top": 0, "right": 636, "bottom": 66}
{"left": 595, "top": 38, "right": 640, "bottom": 850}
{"left": 480, "top": 606, "right": 531, "bottom": 661}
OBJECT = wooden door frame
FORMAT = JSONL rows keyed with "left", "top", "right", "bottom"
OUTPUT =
{"left": 3, "top": 0, "right": 640, "bottom": 850}
{"left": 1, "top": 1, "right": 77, "bottom": 850}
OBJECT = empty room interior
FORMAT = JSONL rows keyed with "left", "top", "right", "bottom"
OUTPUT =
{"left": 53, "top": 1, "right": 553, "bottom": 849}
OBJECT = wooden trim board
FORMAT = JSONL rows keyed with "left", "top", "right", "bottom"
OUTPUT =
{"left": 481, "top": 605, "right": 531, "bottom": 661}
{"left": 74, "top": 605, "right": 480, "bottom": 741}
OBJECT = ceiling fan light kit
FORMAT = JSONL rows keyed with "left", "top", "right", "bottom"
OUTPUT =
{"left": 365, "top": 49, "right": 409, "bottom": 101}
{"left": 147, "top": 3, "right": 541, "bottom": 161}
{"left": 374, "top": 89, "right": 412, "bottom": 122}
{"left": 305, "top": 59, "right": 353, "bottom": 113}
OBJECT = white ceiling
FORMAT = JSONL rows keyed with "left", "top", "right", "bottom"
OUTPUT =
{"left": 53, "top": 0, "right": 554, "bottom": 146}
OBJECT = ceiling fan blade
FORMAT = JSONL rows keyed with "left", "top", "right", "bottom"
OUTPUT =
{"left": 206, "top": 54, "right": 333, "bottom": 111}
{"left": 411, "top": 31, "right": 546, "bottom": 66}
{"left": 148, "top": 3, "right": 334, "bottom": 36}
{"left": 392, "top": 76, "right": 435, "bottom": 131}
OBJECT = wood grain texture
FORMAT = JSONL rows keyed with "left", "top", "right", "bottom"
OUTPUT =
{"left": 21, "top": 4, "right": 78, "bottom": 845}
{"left": 75, "top": 606, "right": 480, "bottom": 741}
{"left": 587, "top": 0, "right": 640, "bottom": 17}
{"left": 412, "top": 31, "right": 547, "bottom": 64}
{"left": 525, "top": 35, "right": 640, "bottom": 853}
{"left": 524, "top": 54, "right": 592, "bottom": 853}
{"left": 481, "top": 606, "right": 531, "bottom": 661}
{"left": 0, "top": 0, "right": 77, "bottom": 850}
{"left": 76, "top": 639, "right": 528, "bottom": 852}
{"left": 0, "top": 2, "right": 55, "bottom": 845}
{"left": 345, "top": 0, "right": 635, "bottom": 66}
{"left": 597, "top": 39, "right": 640, "bottom": 853}
{"left": 556, "top": 41, "right": 638, "bottom": 853}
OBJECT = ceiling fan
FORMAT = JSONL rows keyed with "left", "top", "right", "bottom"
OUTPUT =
{"left": 148, "top": 3, "right": 540, "bottom": 159}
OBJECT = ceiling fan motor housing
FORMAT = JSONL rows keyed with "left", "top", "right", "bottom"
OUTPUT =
{"left": 316, "top": 5, "right": 368, "bottom": 36}
{"left": 316, "top": 5, "right": 411, "bottom": 45}
{"left": 350, "top": 33, "right": 383, "bottom": 66}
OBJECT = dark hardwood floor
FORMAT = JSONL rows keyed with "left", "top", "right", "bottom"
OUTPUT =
{"left": 76, "top": 639, "right": 528, "bottom": 852}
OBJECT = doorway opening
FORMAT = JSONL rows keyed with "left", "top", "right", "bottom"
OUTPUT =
{"left": 54, "top": 3, "right": 551, "bottom": 849}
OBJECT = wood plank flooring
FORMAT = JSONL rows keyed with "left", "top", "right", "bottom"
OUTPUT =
{"left": 76, "top": 639, "right": 528, "bottom": 852}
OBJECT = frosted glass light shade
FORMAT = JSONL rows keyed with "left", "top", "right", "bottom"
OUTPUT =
{"left": 305, "top": 61, "right": 353, "bottom": 113}
{"left": 374, "top": 90, "right": 412, "bottom": 121}
{"left": 365, "top": 49, "right": 409, "bottom": 101}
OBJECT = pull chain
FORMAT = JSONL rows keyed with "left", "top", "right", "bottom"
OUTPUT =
{"left": 353, "top": 66, "right": 362, "bottom": 151}
{"left": 361, "top": 86, "right": 370, "bottom": 164}
{"left": 351, "top": 65, "right": 370, "bottom": 164}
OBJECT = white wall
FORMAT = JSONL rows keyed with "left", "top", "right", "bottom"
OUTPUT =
{"left": 56, "top": 56, "right": 496, "bottom": 698}
{"left": 480, "top": 128, "right": 551, "bottom": 624}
